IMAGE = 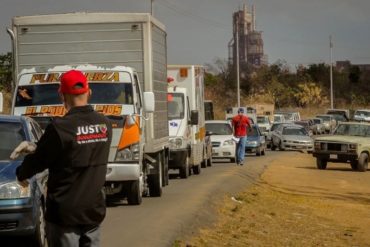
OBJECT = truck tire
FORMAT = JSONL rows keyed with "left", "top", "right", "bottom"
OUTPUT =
{"left": 316, "top": 158, "right": 327, "bottom": 170}
{"left": 201, "top": 158, "right": 207, "bottom": 168}
{"left": 357, "top": 153, "right": 368, "bottom": 172}
{"left": 192, "top": 164, "right": 201, "bottom": 175}
{"left": 148, "top": 153, "right": 163, "bottom": 197}
{"left": 162, "top": 151, "right": 169, "bottom": 186}
{"left": 207, "top": 155, "right": 212, "bottom": 167}
{"left": 127, "top": 180, "right": 142, "bottom": 205}
{"left": 180, "top": 155, "right": 190, "bottom": 179}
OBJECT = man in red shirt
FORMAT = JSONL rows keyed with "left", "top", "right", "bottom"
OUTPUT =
{"left": 232, "top": 108, "right": 251, "bottom": 165}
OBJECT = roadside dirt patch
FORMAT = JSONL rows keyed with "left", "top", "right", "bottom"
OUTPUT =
{"left": 176, "top": 152, "right": 370, "bottom": 246}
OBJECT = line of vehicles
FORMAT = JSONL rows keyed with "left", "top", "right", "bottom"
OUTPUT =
{"left": 1, "top": 11, "right": 370, "bottom": 245}
{"left": 0, "top": 12, "right": 215, "bottom": 245}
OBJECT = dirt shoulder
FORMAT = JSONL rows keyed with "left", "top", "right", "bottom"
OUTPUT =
{"left": 176, "top": 152, "right": 370, "bottom": 246}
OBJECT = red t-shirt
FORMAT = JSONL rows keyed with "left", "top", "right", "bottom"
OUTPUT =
{"left": 232, "top": 115, "right": 251, "bottom": 137}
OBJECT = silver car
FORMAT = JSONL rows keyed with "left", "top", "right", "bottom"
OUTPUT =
{"left": 271, "top": 124, "right": 313, "bottom": 152}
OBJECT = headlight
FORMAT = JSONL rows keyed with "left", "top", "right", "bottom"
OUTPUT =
{"left": 223, "top": 140, "right": 234, "bottom": 146}
{"left": 115, "top": 143, "right": 140, "bottom": 161}
{"left": 248, "top": 141, "right": 258, "bottom": 145}
{"left": 0, "top": 182, "right": 30, "bottom": 199}
{"left": 169, "top": 138, "right": 184, "bottom": 149}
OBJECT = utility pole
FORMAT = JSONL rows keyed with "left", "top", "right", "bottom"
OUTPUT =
{"left": 330, "top": 35, "right": 334, "bottom": 109}
{"left": 151, "top": 0, "right": 154, "bottom": 16}
{"left": 236, "top": 16, "right": 241, "bottom": 108}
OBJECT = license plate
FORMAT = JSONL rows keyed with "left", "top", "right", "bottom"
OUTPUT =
{"left": 330, "top": 154, "right": 338, "bottom": 159}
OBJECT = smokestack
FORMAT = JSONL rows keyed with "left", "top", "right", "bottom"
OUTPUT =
{"left": 252, "top": 5, "right": 256, "bottom": 31}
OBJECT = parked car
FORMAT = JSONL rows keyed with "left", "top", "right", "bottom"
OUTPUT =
{"left": 326, "top": 109, "right": 350, "bottom": 121}
{"left": 245, "top": 124, "right": 267, "bottom": 156}
{"left": 313, "top": 122, "right": 370, "bottom": 171}
{"left": 353, "top": 109, "right": 370, "bottom": 122}
{"left": 311, "top": 118, "right": 326, "bottom": 135}
{"left": 257, "top": 115, "right": 271, "bottom": 135}
{"left": 316, "top": 114, "right": 337, "bottom": 133}
{"left": 271, "top": 124, "right": 313, "bottom": 152}
{"left": 266, "top": 122, "right": 290, "bottom": 148}
{"left": 294, "top": 120, "right": 314, "bottom": 136}
{"left": 0, "top": 115, "right": 47, "bottom": 246}
{"left": 205, "top": 120, "right": 236, "bottom": 163}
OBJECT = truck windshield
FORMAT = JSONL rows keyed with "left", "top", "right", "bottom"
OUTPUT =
{"left": 15, "top": 83, "right": 134, "bottom": 106}
{"left": 167, "top": 93, "right": 185, "bottom": 120}
{"left": 334, "top": 124, "right": 370, "bottom": 137}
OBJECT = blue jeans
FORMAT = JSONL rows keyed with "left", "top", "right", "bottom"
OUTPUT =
{"left": 236, "top": 136, "right": 247, "bottom": 164}
{"left": 46, "top": 221, "right": 101, "bottom": 247}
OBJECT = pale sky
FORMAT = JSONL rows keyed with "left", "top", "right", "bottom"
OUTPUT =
{"left": 0, "top": 0, "right": 369, "bottom": 68}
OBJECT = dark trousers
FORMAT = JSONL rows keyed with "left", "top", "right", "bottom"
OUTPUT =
{"left": 46, "top": 221, "right": 100, "bottom": 247}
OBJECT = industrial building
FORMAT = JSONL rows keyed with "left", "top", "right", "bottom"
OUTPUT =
{"left": 228, "top": 4, "right": 267, "bottom": 68}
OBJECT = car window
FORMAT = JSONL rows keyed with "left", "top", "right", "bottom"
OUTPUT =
{"left": 334, "top": 124, "right": 370, "bottom": 137}
{"left": 205, "top": 123, "right": 233, "bottom": 135}
{"left": 0, "top": 122, "right": 26, "bottom": 160}
{"left": 248, "top": 126, "right": 260, "bottom": 137}
{"left": 282, "top": 127, "right": 307, "bottom": 136}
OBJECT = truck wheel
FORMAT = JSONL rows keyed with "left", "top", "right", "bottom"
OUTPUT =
{"left": 192, "top": 164, "right": 201, "bottom": 175}
{"left": 316, "top": 158, "right": 327, "bottom": 170}
{"left": 357, "top": 153, "right": 368, "bottom": 172}
{"left": 127, "top": 180, "right": 142, "bottom": 205}
{"left": 201, "top": 158, "right": 207, "bottom": 168}
{"left": 148, "top": 154, "right": 163, "bottom": 197}
{"left": 162, "top": 152, "right": 169, "bottom": 186}
{"left": 350, "top": 161, "right": 358, "bottom": 171}
{"left": 207, "top": 155, "right": 212, "bottom": 167}
{"left": 180, "top": 155, "right": 190, "bottom": 179}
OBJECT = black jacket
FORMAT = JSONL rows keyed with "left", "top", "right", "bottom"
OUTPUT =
{"left": 16, "top": 105, "right": 112, "bottom": 226}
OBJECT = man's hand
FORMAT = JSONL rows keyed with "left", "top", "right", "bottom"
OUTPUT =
{"left": 10, "top": 141, "right": 37, "bottom": 160}
{"left": 17, "top": 178, "right": 29, "bottom": 188}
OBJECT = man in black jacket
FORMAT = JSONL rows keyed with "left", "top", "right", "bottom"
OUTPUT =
{"left": 16, "top": 70, "right": 112, "bottom": 247}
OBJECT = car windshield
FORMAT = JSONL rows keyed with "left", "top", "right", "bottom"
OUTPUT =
{"left": 334, "top": 124, "right": 370, "bottom": 137}
{"left": 330, "top": 114, "right": 346, "bottom": 122}
{"left": 205, "top": 123, "right": 233, "bottom": 135}
{"left": 0, "top": 122, "right": 26, "bottom": 160}
{"left": 15, "top": 82, "right": 134, "bottom": 106}
{"left": 257, "top": 117, "right": 268, "bottom": 124}
{"left": 313, "top": 119, "right": 321, "bottom": 124}
{"left": 282, "top": 127, "right": 307, "bottom": 136}
{"left": 167, "top": 93, "right": 185, "bottom": 120}
{"left": 274, "top": 116, "right": 282, "bottom": 122}
{"left": 355, "top": 111, "right": 370, "bottom": 117}
{"left": 248, "top": 126, "right": 259, "bottom": 137}
{"left": 317, "top": 116, "right": 331, "bottom": 121}
{"left": 271, "top": 123, "right": 282, "bottom": 131}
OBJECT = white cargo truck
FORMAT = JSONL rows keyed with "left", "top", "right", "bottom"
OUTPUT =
{"left": 167, "top": 65, "right": 212, "bottom": 177}
{"left": 8, "top": 12, "right": 169, "bottom": 205}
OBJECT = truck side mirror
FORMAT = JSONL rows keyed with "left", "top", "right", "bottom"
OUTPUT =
{"left": 0, "top": 92, "right": 3, "bottom": 113}
{"left": 143, "top": 92, "right": 155, "bottom": 113}
{"left": 190, "top": 110, "right": 199, "bottom": 125}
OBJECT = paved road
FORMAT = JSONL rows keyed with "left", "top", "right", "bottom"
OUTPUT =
{"left": 0, "top": 151, "right": 280, "bottom": 247}
{"left": 102, "top": 151, "right": 280, "bottom": 247}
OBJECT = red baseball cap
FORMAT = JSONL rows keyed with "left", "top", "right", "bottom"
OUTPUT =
{"left": 59, "top": 70, "right": 89, "bottom": 95}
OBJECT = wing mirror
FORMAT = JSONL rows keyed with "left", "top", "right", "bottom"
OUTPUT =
{"left": 190, "top": 110, "right": 199, "bottom": 125}
{"left": 143, "top": 92, "right": 155, "bottom": 113}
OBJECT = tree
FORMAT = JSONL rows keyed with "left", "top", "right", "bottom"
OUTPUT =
{"left": 0, "top": 52, "right": 12, "bottom": 92}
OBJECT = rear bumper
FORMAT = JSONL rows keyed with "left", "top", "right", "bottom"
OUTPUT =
{"left": 106, "top": 162, "right": 140, "bottom": 181}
